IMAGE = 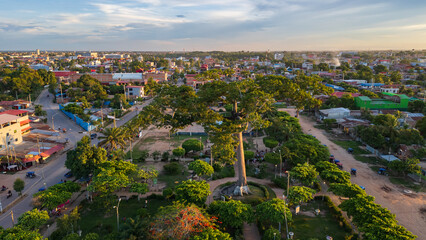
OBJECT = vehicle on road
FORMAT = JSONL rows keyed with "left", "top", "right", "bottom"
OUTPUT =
{"left": 62, "top": 128, "right": 67, "bottom": 133}
{"left": 7, "top": 190, "right": 12, "bottom": 198}
{"left": 90, "top": 133, "right": 97, "bottom": 139}
{"left": 351, "top": 168, "right": 357, "bottom": 176}
{"left": 347, "top": 148, "right": 354, "bottom": 153}
{"left": 26, "top": 171, "right": 36, "bottom": 178}
{"left": 334, "top": 160, "right": 343, "bottom": 169}
{"left": 64, "top": 171, "right": 73, "bottom": 178}
{"left": 378, "top": 168, "right": 388, "bottom": 176}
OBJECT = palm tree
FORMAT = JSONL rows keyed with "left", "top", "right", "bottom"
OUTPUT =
{"left": 98, "top": 127, "right": 126, "bottom": 151}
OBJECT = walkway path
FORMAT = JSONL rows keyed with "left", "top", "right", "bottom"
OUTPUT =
{"left": 281, "top": 108, "right": 426, "bottom": 238}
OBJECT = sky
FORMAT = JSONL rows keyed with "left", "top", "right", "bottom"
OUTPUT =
{"left": 0, "top": 0, "right": 426, "bottom": 51}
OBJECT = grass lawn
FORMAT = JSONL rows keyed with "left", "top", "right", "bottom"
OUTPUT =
{"left": 389, "top": 177, "right": 424, "bottom": 192}
{"left": 157, "top": 164, "right": 190, "bottom": 188}
{"left": 290, "top": 199, "right": 352, "bottom": 240}
{"left": 332, "top": 140, "right": 369, "bottom": 155}
{"left": 79, "top": 197, "right": 170, "bottom": 236}
{"left": 354, "top": 155, "right": 388, "bottom": 166}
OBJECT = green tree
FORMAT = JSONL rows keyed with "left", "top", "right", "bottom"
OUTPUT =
{"left": 208, "top": 200, "right": 254, "bottom": 229}
{"left": 189, "top": 160, "right": 214, "bottom": 179}
{"left": 264, "top": 152, "right": 280, "bottom": 165}
{"left": 17, "top": 209, "right": 49, "bottom": 230}
{"left": 256, "top": 199, "right": 292, "bottom": 230}
{"left": 262, "top": 227, "right": 280, "bottom": 240}
{"left": 263, "top": 137, "right": 279, "bottom": 151}
{"left": 328, "top": 183, "right": 366, "bottom": 198}
{"left": 175, "top": 180, "right": 211, "bottom": 206}
{"left": 98, "top": 127, "right": 126, "bottom": 151}
{"left": 388, "top": 158, "right": 421, "bottom": 176}
{"left": 89, "top": 160, "right": 138, "bottom": 198}
{"left": 0, "top": 226, "right": 44, "bottom": 240}
{"left": 190, "top": 228, "right": 232, "bottom": 240}
{"left": 280, "top": 134, "right": 329, "bottom": 167}
{"left": 373, "top": 64, "right": 388, "bottom": 74}
{"left": 320, "top": 168, "right": 351, "bottom": 184}
{"left": 65, "top": 136, "right": 108, "bottom": 179}
{"left": 13, "top": 178, "right": 25, "bottom": 195}
{"left": 408, "top": 100, "right": 425, "bottom": 113}
{"left": 152, "top": 150, "right": 161, "bottom": 161}
{"left": 56, "top": 208, "right": 80, "bottom": 236}
{"left": 172, "top": 147, "right": 185, "bottom": 160}
{"left": 415, "top": 116, "right": 426, "bottom": 136}
{"left": 287, "top": 186, "right": 316, "bottom": 205}
{"left": 182, "top": 139, "right": 204, "bottom": 154}
{"left": 373, "top": 114, "right": 398, "bottom": 128}
{"left": 290, "top": 163, "right": 318, "bottom": 186}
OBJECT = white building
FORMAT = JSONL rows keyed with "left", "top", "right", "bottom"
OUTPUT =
{"left": 125, "top": 86, "right": 144, "bottom": 99}
{"left": 0, "top": 114, "right": 24, "bottom": 149}
{"left": 380, "top": 85, "right": 400, "bottom": 94}
{"left": 274, "top": 53, "right": 284, "bottom": 60}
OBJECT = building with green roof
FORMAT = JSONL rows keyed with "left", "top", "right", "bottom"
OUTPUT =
{"left": 355, "top": 93, "right": 410, "bottom": 110}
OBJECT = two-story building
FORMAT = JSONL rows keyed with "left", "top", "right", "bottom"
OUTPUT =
{"left": 125, "top": 86, "right": 145, "bottom": 99}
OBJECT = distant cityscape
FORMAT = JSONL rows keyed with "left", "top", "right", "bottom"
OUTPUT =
{"left": 0, "top": 49, "right": 425, "bottom": 240}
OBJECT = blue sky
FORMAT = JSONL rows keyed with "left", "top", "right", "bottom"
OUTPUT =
{"left": 0, "top": 0, "right": 425, "bottom": 51}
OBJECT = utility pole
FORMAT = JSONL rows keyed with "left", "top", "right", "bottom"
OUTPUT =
{"left": 113, "top": 112, "right": 116, "bottom": 128}
{"left": 100, "top": 107, "right": 104, "bottom": 127}
{"left": 279, "top": 149, "right": 283, "bottom": 177}
{"left": 52, "top": 115, "right": 54, "bottom": 130}
{"left": 60, "top": 83, "right": 64, "bottom": 104}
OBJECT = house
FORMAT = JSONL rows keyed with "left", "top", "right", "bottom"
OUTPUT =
{"left": 0, "top": 100, "right": 31, "bottom": 110}
{"left": 0, "top": 114, "right": 24, "bottom": 149}
{"left": 0, "top": 110, "right": 31, "bottom": 135}
{"left": 113, "top": 73, "right": 143, "bottom": 84}
{"left": 125, "top": 86, "right": 144, "bottom": 99}
{"left": 380, "top": 85, "right": 400, "bottom": 94}
{"left": 319, "top": 108, "right": 351, "bottom": 120}
{"left": 143, "top": 71, "right": 168, "bottom": 82}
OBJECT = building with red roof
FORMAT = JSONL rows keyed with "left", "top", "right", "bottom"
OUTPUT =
{"left": 331, "top": 92, "right": 361, "bottom": 98}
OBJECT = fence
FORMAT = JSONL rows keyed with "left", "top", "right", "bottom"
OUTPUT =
{"left": 59, "top": 105, "right": 96, "bottom": 131}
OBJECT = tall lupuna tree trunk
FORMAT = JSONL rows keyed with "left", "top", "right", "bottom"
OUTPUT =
{"left": 233, "top": 101, "right": 248, "bottom": 195}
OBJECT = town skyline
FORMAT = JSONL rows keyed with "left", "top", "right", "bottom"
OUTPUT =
{"left": 1, "top": 0, "right": 426, "bottom": 51}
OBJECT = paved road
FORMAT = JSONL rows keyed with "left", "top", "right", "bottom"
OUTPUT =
{"left": 281, "top": 108, "right": 426, "bottom": 238}
{"left": 0, "top": 91, "right": 149, "bottom": 229}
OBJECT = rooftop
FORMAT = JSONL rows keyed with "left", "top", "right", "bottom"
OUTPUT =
{"left": 0, "top": 114, "right": 20, "bottom": 125}
{"left": 0, "top": 110, "right": 28, "bottom": 116}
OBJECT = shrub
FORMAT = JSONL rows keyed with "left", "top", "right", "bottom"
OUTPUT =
{"left": 163, "top": 187, "right": 175, "bottom": 200}
{"left": 161, "top": 151, "right": 170, "bottom": 162}
{"left": 262, "top": 227, "right": 280, "bottom": 240}
{"left": 182, "top": 139, "right": 204, "bottom": 153}
{"left": 263, "top": 137, "right": 279, "bottom": 150}
{"left": 272, "top": 176, "right": 288, "bottom": 190}
{"left": 244, "top": 150, "right": 255, "bottom": 160}
{"left": 264, "top": 152, "right": 280, "bottom": 165}
{"left": 164, "top": 162, "right": 181, "bottom": 175}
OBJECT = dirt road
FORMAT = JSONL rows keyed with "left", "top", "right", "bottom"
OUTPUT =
{"left": 282, "top": 108, "right": 426, "bottom": 238}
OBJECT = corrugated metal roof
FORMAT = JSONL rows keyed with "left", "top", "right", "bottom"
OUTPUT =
{"left": 0, "top": 114, "right": 20, "bottom": 125}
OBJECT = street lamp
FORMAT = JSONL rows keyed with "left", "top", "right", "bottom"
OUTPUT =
{"left": 274, "top": 165, "right": 277, "bottom": 179}
{"left": 282, "top": 194, "right": 290, "bottom": 240}
{"left": 278, "top": 149, "right": 283, "bottom": 177}
{"left": 285, "top": 171, "right": 290, "bottom": 199}
{"left": 113, "top": 198, "right": 122, "bottom": 232}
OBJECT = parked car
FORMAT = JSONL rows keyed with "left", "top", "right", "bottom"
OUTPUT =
{"left": 64, "top": 171, "right": 73, "bottom": 178}
{"left": 26, "top": 171, "right": 36, "bottom": 178}
{"left": 90, "top": 133, "right": 98, "bottom": 139}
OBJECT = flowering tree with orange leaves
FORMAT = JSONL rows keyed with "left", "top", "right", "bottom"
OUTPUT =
{"left": 150, "top": 202, "right": 219, "bottom": 240}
